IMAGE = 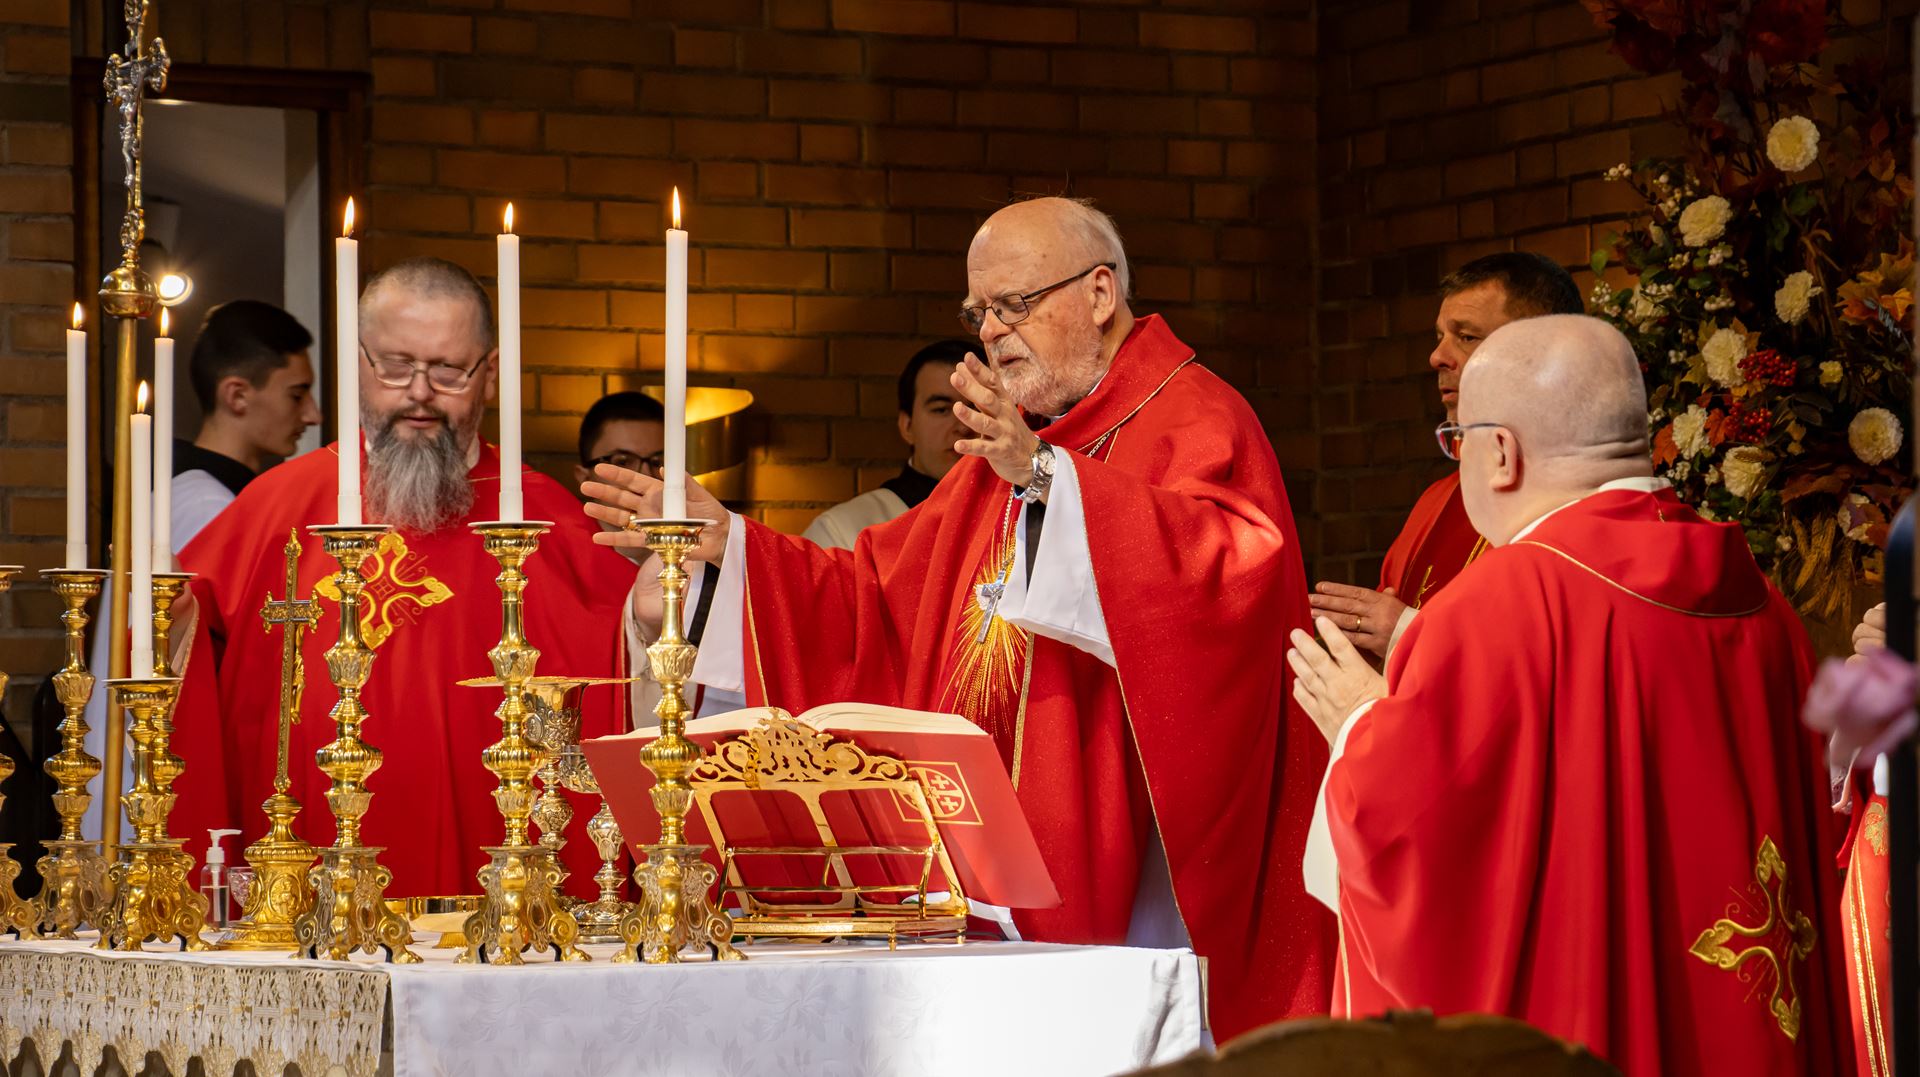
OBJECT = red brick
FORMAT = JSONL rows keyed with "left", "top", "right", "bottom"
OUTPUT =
{"left": 958, "top": 3, "right": 1075, "bottom": 43}
{"left": 476, "top": 16, "right": 538, "bottom": 56}
{"left": 1052, "top": 50, "right": 1164, "bottom": 91}
{"left": 867, "top": 128, "right": 983, "bottom": 168}
{"left": 3, "top": 32, "right": 68, "bottom": 75}
{"left": 736, "top": 294, "right": 795, "bottom": 330}
{"left": 369, "top": 11, "right": 473, "bottom": 52}
{"left": 435, "top": 150, "right": 565, "bottom": 193}
{"left": 0, "top": 172, "right": 69, "bottom": 214}
{"left": 800, "top": 124, "right": 859, "bottom": 162}
{"left": 1166, "top": 140, "right": 1223, "bottom": 177}
{"left": 772, "top": 0, "right": 829, "bottom": 29}
{"left": 521, "top": 329, "right": 635, "bottom": 369}
{"left": 577, "top": 245, "right": 673, "bottom": 284}
{"left": 442, "top": 60, "right": 573, "bottom": 104}
{"left": 525, "top": 289, "right": 609, "bottom": 328}
{"left": 792, "top": 208, "right": 914, "bottom": 250}
{"left": 569, "top": 158, "right": 688, "bottom": 198}
{"left": 675, "top": 29, "right": 736, "bottom": 68}
{"left": 372, "top": 57, "right": 437, "bottom": 97}
{"left": 1196, "top": 98, "right": 1252, "bottom": 136}
{"left": 894, "top": 88, "right": 954, "bottom": 125}
{"left": 674, "top": 119, "right": 798, "bottom": 160}
{"left": 1171, "top": 55, "right": 1228, "bottom": 93}
{"left": 956, "top": 90, "right": 1075, "bottom": 131}
{"left": 704, "top": 250, "right": 829, "bottom": 289}
{"left": 538, "top": 373, "right": 604, "bottom": 413}
{"left": 599, "top": 202, "right": 667, "bottom": 242}
{"left": 641, "top": 73, "right": 766, "bottom": 116}
{"left": 573, "top": 68, "right": 635, "bottom": 106}
{"left": 694, "top": 206, "right": 789, "bottom": 245}
{"left": 740, "top": 33, "right": 862, "bottom": 75}
{"left": 0, "top": 358, "right": 61, "bottom": 395}
{"left": 373, "top": 103, "right": 474, "bottom": 146}
{"left": 609, "top": 291, "right": 732, "bottom": 330}
{"left": 735, "top": 377, "right": 857, "bottom": 418}
{"left": 1556, "top": 129, "right": 1631, "bottom": 177}
{"left": 765, "top": 164, "right": 886, "bottom": 205}
{"left": 868, "top": 41, "right": 986, "bottom": 82}
{"left": 504, "top": 0, "right": 633, "bottom": 15}
{"left": 989, "top": 47, "right": 1047, "bottom": 83}
{"left": 699, "top": 162, "right": 761, "bottom": 200}
{"left": 769, "top": 80, "right": 892, "bottom": 123}
{"left": 477, "top": 109, "right": 541, "bottom": 149}
{"left": 7, "top": 218, "right": 70, "bottom": 261}
{"left": 1442, "top": 152, "right": 1515, "bottom": 197}
{"left": 0, "top": 264, "right": 72, "bottom": 306}
{"left": 886, "top": 170, "right": 1010, "bottom": 210}
{"left": 830, "top": 0, "right": 953, "bottom": 35}
{"left": 1138, "top": 12, "right": 1254, "bottom": 53}
{"left": 701, "top": 335, "right": 826, "bottom": 374}
{"left": 377, "top": 192, "right": 471, "bottom": 234}
{"left": 546, "top": 113, "right": 672, "bottom": 155}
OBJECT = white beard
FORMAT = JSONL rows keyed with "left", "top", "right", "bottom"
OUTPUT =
{"left": 989, "top": 332, "right": 1106, "bottom": 417}
{"left": 364, "top": 418, "right": 474, "bottom": 533}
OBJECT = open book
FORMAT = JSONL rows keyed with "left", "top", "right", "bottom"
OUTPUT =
{"left": 582, "top": 702, "right": 1061, "bottom": 912}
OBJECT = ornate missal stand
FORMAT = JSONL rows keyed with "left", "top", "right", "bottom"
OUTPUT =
{"left": 28, "top": 569, "right": 112, "bottom": 937}
{"left": 223, "top": 531, "right": 319, "bottom": 951}
{"left": 95, "top": 675, "right": 207, "bottom": 951}
{"left": 459, "top": 522, "right": 585, "bottom": 965}
{"left": 293, "top": 525, "right": 418, "bottom": 963}
{"left": 615, "top": 520, "right": 743, "bottom": 965}
{"left": 0, "top": 568, "right": 40, "bottom": 936}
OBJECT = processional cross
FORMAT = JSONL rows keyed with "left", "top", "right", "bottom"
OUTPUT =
{"left": 261, "top": 530, "right": 321, "bottom": 792}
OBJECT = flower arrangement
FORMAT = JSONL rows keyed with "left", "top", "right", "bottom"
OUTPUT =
{"left": 1582, "top": 0, "right": 1914, "bottom": 619}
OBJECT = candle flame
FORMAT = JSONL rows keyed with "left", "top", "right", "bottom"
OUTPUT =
{"left": 71, "top": 302, "right": 83, "bottom": 330}
{"left": 504, "top": 202, "right": 515, "bottom": 234}
{"left": 158, "top": 308, "right": 170, "bottom": 337}
{"left": 136, "top": 380, "right": 150, "bottom": 415}
{"left": 343, "top": 197, "right": 356, "bottom": 238}
{"left": 671, "top": 187, "right": 682, "bottom": 230}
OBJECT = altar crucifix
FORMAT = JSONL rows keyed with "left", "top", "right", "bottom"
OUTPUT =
{"left": 262, "top": 529, "right": 321, "bottom": 797}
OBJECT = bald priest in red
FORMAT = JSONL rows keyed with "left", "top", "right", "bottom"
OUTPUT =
{"left": 1288, "top": 315, "right": 1848, "bottom": 1074}
{"left": 172, "top": 258, "right": 635, "bottom": 895}
{"left": 586, "top": 197, "right": 1334, "bottom": 1041}
{"left": 1310, "top": 252, "right": 1585, "bottom": 658}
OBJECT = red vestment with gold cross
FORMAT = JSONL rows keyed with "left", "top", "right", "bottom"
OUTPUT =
{"left": 170, "top": 442, "right": 633, "bottom": 897}
{"left": 1327, "top": 488, "right": 1851, "bottom": 1074}
{"left": 734, "top": 315, "right": 1335, "bottom": 1042}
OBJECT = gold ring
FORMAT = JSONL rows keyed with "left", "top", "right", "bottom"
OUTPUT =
{"left": 1352, "top": 616, "right": 1362, "bottom": 631}
{"left": 624, "top": 513, "right": 644, "bottom": 532}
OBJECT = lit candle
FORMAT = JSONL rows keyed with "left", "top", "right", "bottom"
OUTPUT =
{"left": 152, "top": 308, "right": 174, "bottom": 571}
{"left": 65, "top": 303, "right": 86, "bottom": 568}
{"left": 497, "top": 203, "right": 523, "bottom": 521}
{"left": 336, "top": 198, "right": 361, "bottom": 526}
{"left": 131, "top": 381, "right": 154, "bottom": 676}
{"left": 664, "top": 188, "right": 688, "bottom": 520}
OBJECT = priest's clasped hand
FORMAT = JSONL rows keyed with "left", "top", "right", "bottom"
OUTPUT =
{"left": 1286, "top": 616, "right": 1388, "bottom": 744}
{"left": 952, "top": 353, "right": 1043, "bottom": 490}
{"left": 1307, "top": 582, "right": 1408, "bottom": 658}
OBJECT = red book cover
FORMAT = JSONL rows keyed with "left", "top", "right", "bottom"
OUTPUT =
{"left": 581, "top": 703, "right": 1061, "bottom": 910}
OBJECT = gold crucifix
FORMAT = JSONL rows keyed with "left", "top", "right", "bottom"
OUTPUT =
{"left": 261, "top": 529, "right": 321, "bottom": 793}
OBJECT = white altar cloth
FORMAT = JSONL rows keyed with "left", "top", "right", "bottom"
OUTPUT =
{"left": 1, "top": 936, "right": 1204, "bottom": 1077}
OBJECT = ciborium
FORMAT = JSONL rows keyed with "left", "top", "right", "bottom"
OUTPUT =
{"left": 525, "top": 676, "right": 639, "bottom": 943}
{"left": 615, "top": 520, "right": 742, "bottom": 964}
{"left": 292, "top": 524, "right": 418, "bottom": 963}
{"left": 95, "top": 676, "right": 208, "bottom": 951}
{"left": 0, "top": 568, "right": 40, "bottom": 936}
{"left": 459, "top": 522, "right": 585, "bottom": 964}
{"left": 28, "top": 568, "right": 113, "bottom": 937}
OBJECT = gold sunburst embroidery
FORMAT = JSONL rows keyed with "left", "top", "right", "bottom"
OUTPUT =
{"left": 312, "top": 531, "right": 454, "bottom": 649}
{"left": 937, "top": 529, "right": 1030, "bottom": 756}
{"left": 1689, "top": 835, "right": 1817, "bottom": 1041}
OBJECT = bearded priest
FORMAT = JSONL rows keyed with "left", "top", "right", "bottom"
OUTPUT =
{"left": 170, "top": 257, "right": 635, "bottom": 896}
{"left": 586, "top": 197, "right": 1333, "bottom": 1041}
{"left": 1289, "top": 315, "right": 1849, "bottom": 1073}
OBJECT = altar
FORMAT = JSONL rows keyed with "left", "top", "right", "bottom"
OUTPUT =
{"left": 1, "top": 936, "right": 1204, "bottom": 1077}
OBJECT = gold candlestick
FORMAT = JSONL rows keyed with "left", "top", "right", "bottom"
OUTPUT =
{"left": 615, "top": 520, "right": 742, "bottom": 964}
{"left": 0, "top": 568, "right": 39, "bottom": 936}
{"left": 460, "top": 522, "right": 585, "bottom": 965}
{"left": 223, "top": 530, "right": 319, "bottom": 951}
{"left": 293, "top": 524, "right": 418, "bottom": 963}
{"left": 149, "top": 571, "right": 190, "bottom": 676}
{"left": 28, "top": 569, "right": 113, "bottom": 938}
{"left": 95, "top": 676, "right": 208, "bottom": 951}
{"left": 525, "top": 676, "right": 637, "bottom": 943}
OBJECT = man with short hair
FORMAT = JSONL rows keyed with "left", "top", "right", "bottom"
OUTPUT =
{"left": 804, "top": 339, "right": 972, "bottom": 550}
{"left": 1309, "top": 252, "right": 1583, "bottom": 657}
{"left": 1289, "top": 315, "right": 1848, "bottom": 1073}
{"left": 574, "top": 391, "right": 665, "bottom": 565}
{"left": 586, "top": 197, "right": 1332, "bottom": 1039}
{"left": 171, "top": 257, "right": 636, "bottom": 896}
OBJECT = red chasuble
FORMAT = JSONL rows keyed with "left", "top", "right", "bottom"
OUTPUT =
{"left": 1839, "top": 789, "right": 1892, "bottom": 1077}
{"left": 735, "top": 315, "right": 1335, "bottom": 1042}
{"left": 171, "top": 442, "right": 633, "bottom": 897}
{"left": 1327, "top": 488, "right": 1851, "bottom": 1074}
{"left": 1376, "top": 470, "right": 1488, "bottom": 607}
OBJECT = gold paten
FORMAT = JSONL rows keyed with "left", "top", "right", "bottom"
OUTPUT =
{"left": 95, "top": 677, "right": 208, "bottom": 951}
{"left": 27, "top": 569, "right": 113, "bottom": 937}
{"left": 459, "top": 522, "right": 585, "bottom": 965}
{"left": 690, "top": 715, "right": 968, "bottom": 948}
{"left": 615, "top": 520, "right": 743, "bottom": 965}
{"left": 222, "top": 531, "right": 321, "bottom": 951}
{"left": 0, "top": 568, "right": 40, "bottom": 936}
{"left": 292, "top": 525, "right": 418, "bottom": 963}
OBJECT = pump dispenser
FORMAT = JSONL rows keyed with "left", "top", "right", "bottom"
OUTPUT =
{"left": 201, "top": 829, "right": 242, "bottom": 928}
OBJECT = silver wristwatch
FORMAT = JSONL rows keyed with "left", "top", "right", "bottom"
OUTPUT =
{"left": 1020, "top": 443, "right": 1056, "bottom": 504}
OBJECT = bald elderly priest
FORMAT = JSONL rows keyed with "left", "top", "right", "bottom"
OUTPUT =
{"left": 1289, "top": 315, "right": 1848, "bottom": 1073}
{"left": 172, "top": 258, "right": 635, "bottom": 895}
{"left": 588, "top": 197, "right": 1334, "bottom": 1041}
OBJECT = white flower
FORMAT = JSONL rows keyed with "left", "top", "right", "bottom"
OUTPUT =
{"left": 1705, "top": 466, "right": 1722, "bottom": 485}
{"left": 1604, "top": 163, "right": 1632, "bottom": 181}
{"left": 1628, "top": 291, "right": 1661, "bottom": 327}
{"left": 1649, "top": 224, "right": 1668, "bottom": 247}
{"left": 1678, "top": 195, "right": 1732, "bottom": 247}
{"left": 1766, "top": 115, "right": 1820, "bottom": 173}
{"left": 1849, "top": 407, "right": 1904, "bottom": 466}
{"left": 1671, "top": 405, "right": 1712, "bottom": 458}
{"left": 1819, "top": 360, "right": 1843, "bottom": 387}
{"left": 1721, "top": 446, "right": 1770, "bottom": 500}
{"left": 1774, "top": 271, "right": 1819, "bottom": 324}
{"left": 1776, "top": 533, "right": 1792, "bottom": 552}
{"left": 1701, "top": 328, "right": 1749, "bottom": 388}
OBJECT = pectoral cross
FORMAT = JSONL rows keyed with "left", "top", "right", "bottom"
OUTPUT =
{"left": 260, "top": 529, "right": 321, "bottom": 794}
{"left": 975, "top": 569, "right": 1009, "bottom": 644}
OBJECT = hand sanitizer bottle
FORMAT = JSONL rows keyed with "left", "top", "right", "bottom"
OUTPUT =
{"left": 201, "top": 829, "right": 242, "bottom": 928}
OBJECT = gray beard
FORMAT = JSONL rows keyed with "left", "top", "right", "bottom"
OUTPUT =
{"left": 364, "top": 422, "right": 473, "bottom": 533}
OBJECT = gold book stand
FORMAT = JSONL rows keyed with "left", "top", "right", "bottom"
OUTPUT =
{"left": 688, "top": 716, "right": 969, "bottom": 948}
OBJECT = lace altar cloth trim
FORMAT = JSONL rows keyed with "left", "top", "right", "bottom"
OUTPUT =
{"left": 0, "top": 939, "right": 388, "bottom": 1077}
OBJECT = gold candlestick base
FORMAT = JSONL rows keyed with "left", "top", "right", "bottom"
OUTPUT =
{"left": 293, "top": 524, "right": 417, "bottom": 964}
{"left": 96, "top": 677, "right": 208, "bottom": 952}
{"left": 459, "top": 845, "right": 585, "bottom": 964}
{"left": 575, "top": 801, "right": 630, "bottom": 944}
{"left": 221, "top": 791, "right": 315, "bottom": 951}
{"left": 614, "top": 520, "right": 742, "bottom": 965}
{"left": 29, "top": 569, "right": 113, "bottom": 938}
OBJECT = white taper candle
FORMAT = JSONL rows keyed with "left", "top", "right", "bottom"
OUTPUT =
{"left": 152, "top": 309, "right": 174, "bottom": 571}
{"left": 130, "top": 382, "right": 154, "bottom": 676}
{"left": 664, "top": 188, "right": 688, "bottom": 520}
{"left": 65, "top": 303, "right": 86, "bottom": 568}
{"left": 336, "top": 198, "right": 362, "bottom": 526}
{"left": 498, "top": 203, "right": 524, "bottom": 521}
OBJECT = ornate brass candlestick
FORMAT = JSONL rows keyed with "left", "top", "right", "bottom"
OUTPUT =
{"left": 460, "top": 522, "right": 585, "bottom": 965}
{"left": 224, "top": 531, "right": 319, "bottom": 951}
{"left": 525, "top": 676, "right": 638, "bottom": 943}
{"left": 95, "top": 676, "right": 208, "bottom": 951}
{"left": 615, "top": 520, "right": 742, "bottom": 964}
{"left": 293, "top": 524, "right": 418, "bottom": 963}
{"left": 149, "top": 571, "right": 190, "bottom": 675}
{"left": 0, "top": 568, "right": 39, "bottom": 936}
{"left": 28, "top": 569, "right": 112, "bottom": 937}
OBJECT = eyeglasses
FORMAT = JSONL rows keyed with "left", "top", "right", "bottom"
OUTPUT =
{"left": 959, "top": 262, "right": 1115, "bottom": 334}
{"left": 1435, "top": 421, "right": 1505, "bottom": 461}
{"left": 364, "top": 347, "right": 488, "bottom": 393}
{"left": 588, "top": 449, "right": 664, "bottom": 476}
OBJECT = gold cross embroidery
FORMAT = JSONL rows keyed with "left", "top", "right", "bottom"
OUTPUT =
{"left": 1689, "top": 835, "right": 1817, "bottom": 1041}
{"left": 313, "top": 531, "right": 454, "bottom": 649}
